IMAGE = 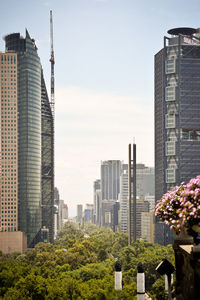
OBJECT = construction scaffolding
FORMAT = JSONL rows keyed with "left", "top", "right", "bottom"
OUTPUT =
{"left": 40, "top": 10, "right": 55, "bottom": 243}
{"left": 41, "top": 72, "right": 54, "bottom": 244}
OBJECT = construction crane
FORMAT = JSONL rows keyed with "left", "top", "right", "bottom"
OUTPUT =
{"left": 50, "top": 10, "right": 55, "bottom": 118}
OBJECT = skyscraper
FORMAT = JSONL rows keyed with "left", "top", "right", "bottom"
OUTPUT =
{"left": 136, "top": 164, "right": 154, "bottom": 200}
{"left": 128, "top": 144, "right": 136, "bottom": 245}
{"left": 155, "top": 27, "right": 200, "bottom": 244}
{"left": 0, "top": 30, "right": 54, "bottom": 250}
{"left": 77, "top": 204, "right": 83, "bottom": 223}
{"left": 100, "top": 160, "right": 121, "bottom": 227}
{"left": 119, "top": 163, "right": 154, "bottom": 237}
{"left": 119, "top": 167, "right": 128, "bottom": 233}
{"left": 93, "top": 179, "right": 101, "bottom": 225}
{"left": 101, "top": 160, "right": 121, "bottom": 201}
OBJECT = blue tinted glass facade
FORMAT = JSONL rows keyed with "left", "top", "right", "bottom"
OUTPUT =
{"left": 5, "top": 31, "right": 42, "bottom": 246}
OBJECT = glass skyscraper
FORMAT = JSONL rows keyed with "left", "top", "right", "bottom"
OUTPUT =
{"left": 0, "top": 30, "right": 54, "bottom": 249}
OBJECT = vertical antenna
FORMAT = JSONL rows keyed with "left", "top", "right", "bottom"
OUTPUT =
{"left": 50, "top": 10, "right": 55, "bottom": 118}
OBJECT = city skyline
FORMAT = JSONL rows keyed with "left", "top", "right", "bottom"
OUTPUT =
{"left": 1, "top": 0, "right": 200, "bottom": 216}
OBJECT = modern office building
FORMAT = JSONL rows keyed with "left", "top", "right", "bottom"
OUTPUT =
{"left": 128, "top": 144, "right": 136, "bottom": 245}
{"left": 141, "top": 212, "right": 155, "bottom": 243}
{"left": 59, "top": 200, "right": 68, "bottom": 226}
{"left": 119, "top": 167, "right": 128, "bottom": 233}
{"left": 101, "top": 160, "right": 121, "bottom": 201}
{"left": 136, "top": 164, "right": 154, "bottom": 200}
{"left": 101, "top": 199, "right": 116, "bottom": 226}
{"left": 77, "top": 204, "right": 83, "bottom": 223}
{"left": 54, "top": 187, "right": 60, "bottom": 237}
{"left": 119, "top": 163, "right": 154, "bottom": 235}
{"left": 0, "top": 30, "right": 54, "bottom": 250}
{"left": 84, "top": 204, "right": 94, "bottom": 223}
{"left": 155, "top": 27, "right": 200, "bottom": 245}
{"left": 100, "top": 160, "right": 122, "bottom": 228}
{"left": 93, "top": 179, "right": 101, "bottom": 225}
{"left": 136, "top": 200, "right": 149, "bottom": 238}
{"left": 111, "top": 201, "right": 120, "bottom": 232}
{"left": 144, "top": 195, "right": 155, "bottom": 212}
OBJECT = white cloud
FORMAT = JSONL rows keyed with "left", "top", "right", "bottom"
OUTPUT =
{"left": 55, "top": 86, "right": 154, "bottom": 216}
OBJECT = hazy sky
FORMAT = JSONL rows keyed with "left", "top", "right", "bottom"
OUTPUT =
{"left": 1, "top": 0, "right": 200, "bottom": 216}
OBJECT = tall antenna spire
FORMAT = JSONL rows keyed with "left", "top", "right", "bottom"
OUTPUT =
{"left": 50, "top": 10, "right": 55, "bottom": 118}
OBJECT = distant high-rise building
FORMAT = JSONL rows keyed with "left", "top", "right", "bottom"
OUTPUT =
{"left": 54, "top": 187, "right": 60, "bottom": 205}
{"left": 59, "top": 200, "right": 68, "bottom": 225}
{"left": 155, "top": 27, "right": 200, "bottom": 245}
{"left": 144, "top": 195, "right": 155, "bottom": 212}
{"left": 141, "top": 211, "right": 155, "bottom": 243}
{"left": 136, "top": 200, "right": 149, "bottom": 238}
{"left": 101, "top": 199, "right": 115, "bottom": 226}
{"left": 0, "top": 30, "right": 54, "bottom": 251}
{"left": 101, "top": 160, "right": 121, "bottom": 201}
{"left": 54, "top": 187, "right": 60, "bottom": 237}
{"left": 100, "top": 160, "right": 121, "bottom": 228}
{"left": 128, "top": 144, "right": 136, "bottom": 245}
{"left": 77, "top": 204, "right": 83, "bottom": 223}
{"left": 119, "top": 167, "right": 128, "bottom": 233}
{"left": 93, "top": 179, "right": 101, "bottom": 225}
{"left": 84, "top": 204, "right": 94, "bottom": 223}
{"left": 111, "top": 201, "right": 120, "bottom": 232}
{"left": 119, "top": 163, "right": 154, "bottom": 237}
{"left": 136, "top": 164, "right": 154, "bottom": 200}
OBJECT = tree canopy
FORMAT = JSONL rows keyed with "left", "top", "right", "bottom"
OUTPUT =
{"left": 0, "top": 222, "right": 174, "bottom": 299}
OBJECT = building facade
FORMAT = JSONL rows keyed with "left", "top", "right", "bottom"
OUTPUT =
{"left": 119, "top": 167, "right": 128, "bottom": 233}
{"left": 0, "top": 30, "right": 54, "bottom": 250}
{"left": 101, "top": 160, "right": 121, "bottom": 201}
{"left": 141, "top": 211, "right": 155, "bottom": 243}
{"left": 59, "top": 200, "right": 68, "bottom": 226}
{"left": 77, "top": 204, "right": 83, "bottom": 223}
{"left": 136, "top": 164, "right": 154, "bottom": 200}
{"left": 155, "top": 27, "right": 200, "bottom": 244}
{"left": 93, "top": 179, "right": 101, "bottom": 225}
{"left": 0, "top": 52, "right": 18, "bottom": 234}
{"left": 84, "top": 204, "right": 94, "bottom": 223}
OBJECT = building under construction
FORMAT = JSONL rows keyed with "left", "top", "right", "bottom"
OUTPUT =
{"left": 41, "top": 71, "right": 54, "bottom": 244}
{"left": 155, "top": 27, "right": 200, "bottom": 245}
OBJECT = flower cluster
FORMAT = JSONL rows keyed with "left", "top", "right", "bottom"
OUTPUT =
{"left": 155, "top": 175, "right": 200, "bottom": 233}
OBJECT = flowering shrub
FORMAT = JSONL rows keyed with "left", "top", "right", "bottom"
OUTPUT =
{"left": 155, "top": 175, "right": 200, "bottom": 233}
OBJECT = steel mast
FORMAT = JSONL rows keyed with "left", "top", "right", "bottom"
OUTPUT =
{"left": 50, "top": 10, "right": 55, "bottom": 118}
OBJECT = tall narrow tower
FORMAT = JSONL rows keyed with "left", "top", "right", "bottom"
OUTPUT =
{"left": 128, "top": 143, "right": 136, "bottom": 245}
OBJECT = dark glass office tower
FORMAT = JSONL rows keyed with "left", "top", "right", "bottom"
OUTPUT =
{"left": 155, "top": 27, "right": 200, "bottom": 245}
{"left": 4, "top": 30, "right": 54, "bottom": 247}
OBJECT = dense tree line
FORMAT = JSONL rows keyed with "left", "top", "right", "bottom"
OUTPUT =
{"left": 0, "top": 222, "right": 174, "bottom": 299}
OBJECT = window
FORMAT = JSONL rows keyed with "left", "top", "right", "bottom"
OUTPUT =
{"left": 166, "top": 86, "right": 176, "bottom": 101}
{"left": 166, "top": 141, "right": 176, "bottom": 156}
{"left": 166, "top": 168, "right": 176, "bottom": 183}
{"left": 165, "top": 114, "right": 176, "bottom": 128}
{"left": 181, "top": 129, "right": 200, "bottom": 141}
{"left": 166, "top": 59, "right": 176, "bottom": 74}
